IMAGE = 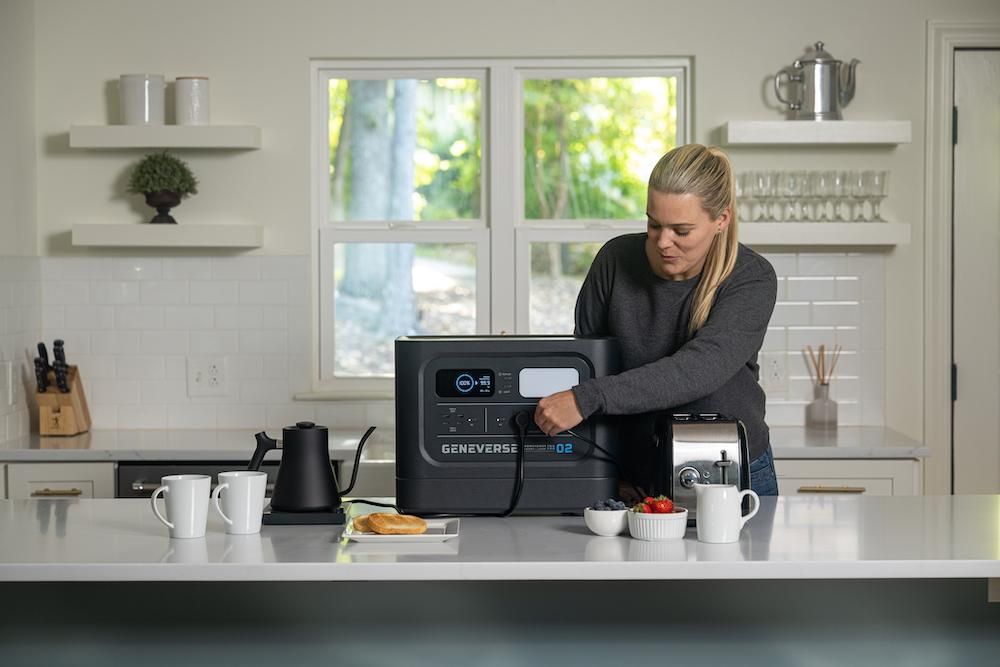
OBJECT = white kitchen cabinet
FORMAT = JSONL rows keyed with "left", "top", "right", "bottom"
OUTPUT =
{"left": 6, "top": 463, "right": 115, "bottom": 499}
{"left": 775, "top": 459, "right": 921, "bottom": 496}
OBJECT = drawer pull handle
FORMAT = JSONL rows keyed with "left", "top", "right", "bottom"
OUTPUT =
{"left": 797, "top": 485, "right": 866, "bottom": 494}
{"left": 31, "top": 487, "right": 83, "bottom": 497}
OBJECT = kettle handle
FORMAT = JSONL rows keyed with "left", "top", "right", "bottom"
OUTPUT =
{"left": 774, "top": 65, "right": 802, "bottom": 110}
{"left": 249, "top": 431, "right": 278, "bottom": 471}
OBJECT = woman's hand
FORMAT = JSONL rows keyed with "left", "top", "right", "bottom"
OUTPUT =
{"left": 533, "top": 390, "right": 584, "bottom": 436}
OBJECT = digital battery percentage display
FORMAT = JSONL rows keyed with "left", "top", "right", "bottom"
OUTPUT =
{"left": 435, "top": 369, "right": 495, "bottom": 397}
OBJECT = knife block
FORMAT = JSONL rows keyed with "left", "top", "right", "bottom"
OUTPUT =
{"left": 37, "top": 365, "right": 91, "bottom": 436}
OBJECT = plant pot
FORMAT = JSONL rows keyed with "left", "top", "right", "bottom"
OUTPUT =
{"left": 143, "top": 190, "right": 182, "bottom": 224}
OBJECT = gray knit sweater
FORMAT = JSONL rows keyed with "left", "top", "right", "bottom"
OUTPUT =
{"left": 571, "top": 233, "right": 777, "bottom": 476}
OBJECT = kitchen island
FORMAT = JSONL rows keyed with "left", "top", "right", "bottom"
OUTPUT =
{"left": 0, "top": 495, "right": 997, "bottom": 666}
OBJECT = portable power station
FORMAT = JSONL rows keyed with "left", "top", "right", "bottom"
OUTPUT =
{"left": 394, "top": 335, "right": 622, "bottom": 515}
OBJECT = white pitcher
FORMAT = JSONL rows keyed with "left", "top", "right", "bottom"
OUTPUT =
{"left": 694, "top": 483, "right": 759, "bottom": 544}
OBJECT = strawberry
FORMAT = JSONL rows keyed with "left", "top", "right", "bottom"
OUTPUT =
{"left": 632, "top": 503, "right": 649, "bottom": 513}
{"left": 650, "top": 498, "right": 674, "bottom": 514}
{"left": 643, "top": 496, "right": 655, "bottom": 505}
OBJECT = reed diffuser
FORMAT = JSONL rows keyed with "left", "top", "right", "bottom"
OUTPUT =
{"left": 805, "top": 344, "right": 841, "bottom": 430}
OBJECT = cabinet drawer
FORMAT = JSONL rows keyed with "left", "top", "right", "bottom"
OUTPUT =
{"left": 778, "top": 477, "right": 894, "bottom": 496}
{"left": 7, "top": 463, "right": 115, "bottom": 499}
{"left": 774, "top": 459, "right": 921, "bottom": 496}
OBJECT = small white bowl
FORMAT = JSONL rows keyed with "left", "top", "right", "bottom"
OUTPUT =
{"left": 627, "top": 507, "right": 689, "bottom": 541}
{"left": 583, "top": 508, "right": 629, "bottom": 537}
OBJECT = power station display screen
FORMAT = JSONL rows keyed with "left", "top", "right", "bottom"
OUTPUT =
{"left": 435, "top": 369, "right": 495, "bottom": 397}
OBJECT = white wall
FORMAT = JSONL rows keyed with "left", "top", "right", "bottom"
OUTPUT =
{"left": 16, "top": 1, "right": 1000, "bottom": 465}
{"left": 0, "top": 0, "right": 39, "bottom": 442}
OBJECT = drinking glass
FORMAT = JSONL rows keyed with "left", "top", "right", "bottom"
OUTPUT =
{"left": 754, "top": 171, "right": 775, "bottom": 221}
{"left": 832, "top": 171, "right": 850, "bottom": 221}
{"left": 735, "top": 172, "right": 754, "bottom": 223}
{"left": 863, "top": 170, "right": 890, "bottom": 221}
{"left": 777, "top": 171, "right": 804, "bottom": 221}
{"left": 847, "top": 170, "right": 866, "bottom": 221}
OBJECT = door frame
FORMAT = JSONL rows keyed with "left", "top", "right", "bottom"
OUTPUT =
{"left": 924, "top": 22, "right": 1000, "bottom": 494}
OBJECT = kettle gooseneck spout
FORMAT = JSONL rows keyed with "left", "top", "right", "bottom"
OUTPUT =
{"left": 839, "top": 58, "right": 861, "bottom": 107}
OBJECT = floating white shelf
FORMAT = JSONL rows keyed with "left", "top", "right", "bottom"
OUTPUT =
{"left": 71, "top": 223, "right": 263, "bottom": 248}
{"left": 69, "top": 125, "right": 262, "bottom": 149}
{"left": 722, "top": 121, "right": 911, "bottom": 145}
{"left": 741, "top": 222, "right": 910, "bottom": 246}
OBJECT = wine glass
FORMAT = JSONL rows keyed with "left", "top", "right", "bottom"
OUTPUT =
{"left": 847, "top": 170, "right": 866, "bottom": 221}
{"left": 754, "top": 171, "right": 775, "bottom": 221}
{"left": 735, "top": 172, "right": 754, "bottom": 223}
{"left": 863, "top": 170, "right": 890, "bottom": 221}
{"left": 778, "top": 171, "right": 804, "bottom": 221}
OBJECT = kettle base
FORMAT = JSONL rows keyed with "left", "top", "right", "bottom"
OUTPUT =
{"left": 262, "top": 505, "right": 345, "bottom": 526}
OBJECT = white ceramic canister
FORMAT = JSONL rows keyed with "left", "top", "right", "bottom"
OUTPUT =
{"left": 119, "top": 74, "right": 165, "bottom": 125}
{"left": 175, "top": 76, "right": 210, "bottom": 125}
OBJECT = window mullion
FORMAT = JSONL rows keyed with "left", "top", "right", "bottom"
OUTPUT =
{"left": 488, "top": 63, "right": 517, "bottom": 334}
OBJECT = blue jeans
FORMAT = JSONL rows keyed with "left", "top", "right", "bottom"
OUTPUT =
{"left": 749, "top": 446, "right": 779, "bottom": 496}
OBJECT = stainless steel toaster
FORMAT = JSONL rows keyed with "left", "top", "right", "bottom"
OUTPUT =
{"left": 652, "top": 413, "right": 750, "bottom": 522}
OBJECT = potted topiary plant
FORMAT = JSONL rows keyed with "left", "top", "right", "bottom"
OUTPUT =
{"left": 126, "top": 150, "right": 199, "bottom": 224}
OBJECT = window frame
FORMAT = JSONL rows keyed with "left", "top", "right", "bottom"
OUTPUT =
{"left": 309, "top": 57, "right": 690, "bottom": 397}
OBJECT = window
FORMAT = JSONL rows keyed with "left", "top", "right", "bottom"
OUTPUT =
{"left": 313, "top": 59, "right": 689, "bottom": 394}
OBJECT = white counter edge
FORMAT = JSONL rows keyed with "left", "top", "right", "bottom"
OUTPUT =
{"left": 2, "top": 559, "right": 997, "bottom": 583}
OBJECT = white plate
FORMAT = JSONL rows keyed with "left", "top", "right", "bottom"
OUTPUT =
{"left": 344, "top": 518, "right": 460, "bottom": 543}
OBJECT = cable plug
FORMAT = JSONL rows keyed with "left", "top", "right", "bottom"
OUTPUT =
{"left": 512, "top": 410, "right": 533, "bottom": 435}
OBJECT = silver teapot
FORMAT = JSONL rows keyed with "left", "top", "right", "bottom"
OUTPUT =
{"left": 773, "top": 41, "right": 860, "bottom": 120}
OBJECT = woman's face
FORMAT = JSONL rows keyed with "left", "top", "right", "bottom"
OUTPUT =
{"left": 645, "top": 189, "right": 731, "bottom": 281}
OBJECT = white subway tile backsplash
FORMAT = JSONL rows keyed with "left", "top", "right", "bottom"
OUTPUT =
{"left": 114, "top": 258, "right": 163, "bottom": 282}
{"left": 217, "top": 404, "right": 268, "bottom": 429}
{"left": 118, "top": 405, "right": 168, "bottom": 429}
{"left": 161, "top": 306, "right": 213, "bottom": 330}
{"left": 115, "top": 305, "right": 165, "bottom": 330}
{"left": 797, "top": 254, "right": 849, "bottom": 276}
{"left": 167, "top": 405, "right": 217, "bottom": 429}
{"left": 4, "top": 252, "right": 886, "bottom": 439}
{"left": 787, "top": 277, "right": 836, "bottom": 301}
{"left": 240, "top": 330, "right": 288, "bottom": 355}
{"left": 189, "top": 330, "right": 239, "bottom": 355}
{"left": 91, "top": 331, "right": 141, "bottom": 355}
{"left": 162, "top": 258, "right": 212, "bottom": 280}
{"left": 239, "top": 280, "right": 287, "bottom": 305}
{"left": 140, "top": 281, "right": 189, "bottom": 305}
{"left": 91, "top": 379, "right": 140, "bottom": 405}
{"left": 140, "top": 330, "right": 190, "bottom": 355}
{"left": 211, "top": 257, "right": 261, "bottom": 280}
{"left": 770, "top": 302, "right": 811, "bottom": 326}
{"left": 811, "top": 302, "right": 860, "bottom": 326}
{"left": 190, "top": 281, "right": 239, "bottom": 305}
{"left": 116, "top": 355, "right": 166, "bottom": 380}
{"left": 42, "top": 280, "right": 90, "bottom": 305}
{"left": 91, "top": 281, "right": 140, "bottom": 305}
{"left": 65, "top": 304, "right": 114, "bottom": 330}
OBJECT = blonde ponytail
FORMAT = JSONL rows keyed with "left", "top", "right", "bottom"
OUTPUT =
{"left": 648, "top": 144, "right": 739, "bottom": 336}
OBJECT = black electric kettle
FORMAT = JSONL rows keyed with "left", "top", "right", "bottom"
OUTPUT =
{"left": 248, "top": 421, "right": 375, "bottom": 515}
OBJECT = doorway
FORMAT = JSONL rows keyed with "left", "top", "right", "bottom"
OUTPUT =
{"left": 952, "top": 49, "right": 1000, "bottom": 494}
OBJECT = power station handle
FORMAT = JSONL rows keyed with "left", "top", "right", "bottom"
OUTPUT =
{"left": 31, "top": 488, "right": 83, "bottom": 497}
{"left": 797, "top": 485, "right": 866, "bottom": 494}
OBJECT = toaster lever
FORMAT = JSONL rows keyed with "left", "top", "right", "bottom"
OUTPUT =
{"left": 714, "top": 449, "right": 734, "bottom": 485}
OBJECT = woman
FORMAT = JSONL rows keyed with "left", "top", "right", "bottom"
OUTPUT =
{"left": 533, "top": 144, "right": 779, "bottom": 496}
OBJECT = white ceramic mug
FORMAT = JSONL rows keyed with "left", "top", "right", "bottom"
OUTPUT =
{"left": 174, "top": 76, "right": 209, "bottom": 125}
{"left": 695, "top": 483, "right": 760, "bottom": 544}
{"left": 211, "top": 471, "right": 267, "bottom": 535}
{"left": 118, "top": 74, "right": 165, "bottom": 125}
{"left": 150, "top": 474, "right": 211, "bottom": 539}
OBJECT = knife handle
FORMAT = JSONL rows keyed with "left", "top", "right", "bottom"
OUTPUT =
{"left": 34, "top": 357, "right": 49, "bottom": 393}
{"left": 53, "top": 339, "right": 66, "bottom": 365}
{"left": 54, "top": 361, "right": 70, "bottom": 393}
{"left": 37, "top": 342, "right": 50, "bottom": 370}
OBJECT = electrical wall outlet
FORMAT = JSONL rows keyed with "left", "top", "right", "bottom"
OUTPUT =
{"left": 187, "top": 356, "right": 228, "bottom": 397}
{"left": 759, "top": 352, "right": 788, "bottom": 394}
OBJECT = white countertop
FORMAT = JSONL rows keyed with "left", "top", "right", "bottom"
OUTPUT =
{"left": 0, "top": 426, "right": 925, "bottom": 463}
{"left": 0, "top": 495, "right": 995, "bottom": 582}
